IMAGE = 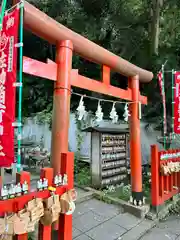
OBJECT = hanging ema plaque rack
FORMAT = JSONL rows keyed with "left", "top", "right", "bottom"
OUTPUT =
{"left": 83, "top": 124, "right": 129, "bottom": 188}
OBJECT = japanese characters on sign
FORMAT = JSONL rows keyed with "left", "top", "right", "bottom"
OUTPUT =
{"left": 0, "top": 51, "right": 7, "bottom": 137}
{"left": 0, "top": 8, "right": 19, "bottom": 167}
{"left": 174, "top": 72, "right": 180, "bottom": 134}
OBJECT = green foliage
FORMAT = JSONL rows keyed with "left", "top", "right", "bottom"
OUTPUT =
{"left": 103, "top": 171, "right": 151, "bottom": 203}
{"left": 21, "top": 74, "right": 53, "bottom": 118}
{"left": 168, "top": 200, "right": 180, "bottom": 215}
{"left": 75, "top": 164, "right": 91, "bottom": 186}
{"left": 36, "top": 110, "right": 52, "bottom": 129}
{"left": 28, "top": 232, "right": 35, "bottom": 240}
{"left": 104, "top": 184, "right": 131, "bottom": 202}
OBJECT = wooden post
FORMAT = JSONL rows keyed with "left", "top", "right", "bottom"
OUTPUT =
{"left": 38, "top": 168, "right": 54, "bottom": 240}
{"left": 151, "top": 145, "right": 160, "bottom": 207}
{"left": 102, "top": 65, "right": 110, "bottom": 85}
{"left": 129, "top": 75, "right": 143, "bottom": 205}
{"left": 0, "top": 168, "right": 5, "bottom": 183}
{"left": 60, "top": 152, "right": 74, "bottom": 189}
{"left": 59, "top": 152, "right": 74, "bottom": 240}
{"left": 51, "top": 40, "right": 73, "bottom": 174}
{"left": 16, "top": 171, "right": 31, "bottom": 189}
{"left": 16, "top": 171, "right": 31, "bottom": 240}
{"left": 51, "top": 40, "right": 73, "bottom": 234}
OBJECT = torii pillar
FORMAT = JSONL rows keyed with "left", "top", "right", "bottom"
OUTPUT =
{"left": 51, "top": 40, "right": 73, "bottom": 173}
{"left": 129, "top": 76, "right": 143, "bottom": 205}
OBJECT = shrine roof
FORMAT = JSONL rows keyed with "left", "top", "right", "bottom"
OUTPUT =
{"left": 82, "top": 122, "right": 129, "bottom": 133}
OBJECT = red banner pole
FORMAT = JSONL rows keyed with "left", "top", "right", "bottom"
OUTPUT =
{"left": 151, "top": 145, "right": 160, "bottom": 207}
{"left": 174, "top": 72, "right": 180, "bottom": 134}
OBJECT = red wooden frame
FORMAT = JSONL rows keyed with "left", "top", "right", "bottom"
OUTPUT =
{"left": 0, "top": 152, "right": 74, "bottom": 240}
{"left": 151, "top": 145, "right": 180, "bottom": 207}
{"left": 23, "top": 57, "right": 147, "bottom": 104}
{"left": 23, "top": 40, "right": 145, "bottom": 206}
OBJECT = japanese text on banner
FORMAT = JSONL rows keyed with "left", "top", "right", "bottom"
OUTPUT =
{"left": 0, "top": 8, "right": 19, "bottom": 167}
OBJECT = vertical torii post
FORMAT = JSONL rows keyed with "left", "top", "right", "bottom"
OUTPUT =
{"left": 51, "top": 40, "right": 73, "bottom": 173}
{"left": 51, "top": 40, "right": 73, "bottom": 236}
{"left": 129, "top": 76, "right": 143, "bottom": 204}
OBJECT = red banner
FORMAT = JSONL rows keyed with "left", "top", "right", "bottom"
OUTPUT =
{"left": 0, "top": 8, "right": 19, "bottom": 167}
{"left": 174, "top": 72, "right": 180, "bottom": 134}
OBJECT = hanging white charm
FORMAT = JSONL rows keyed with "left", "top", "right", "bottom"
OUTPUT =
{"left": 66, "top": 201, "right": 76, "bottom": 215}
{"left": 123, "top": 103, "right": 130, "bottom": 122}
{"left": 110, "top": 102, "right": 118, "bottom": 123}
{"left": 63, "top": 174, "right": 68, "bottom": 185}
{"left": 77, "top": 96, "right": 86, "bottom": 120}
{"left": 95, "top": 101, "right": 103, "bottom": 122}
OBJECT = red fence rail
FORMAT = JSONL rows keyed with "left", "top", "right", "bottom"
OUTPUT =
{"left": 0, "top": 152, "right": 74, "bottom": 240}
{"left": 151, "top": 145, "right": 180, "bottom": 207}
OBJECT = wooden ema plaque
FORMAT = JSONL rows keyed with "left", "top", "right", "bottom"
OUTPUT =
{"left": 90, "top": 127, "right": 129, "bottom": 188}
{"left": 101, "top": 133, "right": 128, "bottom": 186}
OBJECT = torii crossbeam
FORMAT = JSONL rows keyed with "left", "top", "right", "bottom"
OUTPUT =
{"left": 23, "top": 56, "right": 147, "bottom": 104}
{"left": 14, "top": 0, "right": 153, "bottom": 239}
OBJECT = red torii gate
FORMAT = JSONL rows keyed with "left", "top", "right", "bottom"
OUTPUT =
{"left": 17, "top": 0, "right": 153, "bottom": 238}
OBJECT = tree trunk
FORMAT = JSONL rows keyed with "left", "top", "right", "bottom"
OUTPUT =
{"left": 151, "top": 0, "right": 162, "bottom": 55}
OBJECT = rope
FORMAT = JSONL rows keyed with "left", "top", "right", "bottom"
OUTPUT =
{"left": 71, "top": 91, "right": 139, "bottom": 104}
